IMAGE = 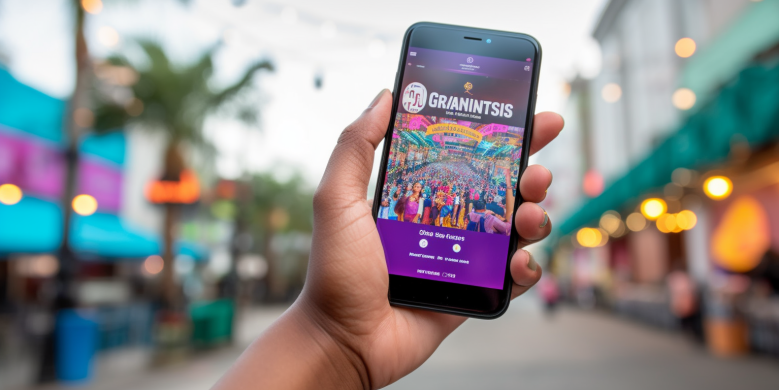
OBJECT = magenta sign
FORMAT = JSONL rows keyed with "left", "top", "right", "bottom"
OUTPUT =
{"left": 0, "top": 127, "right": 64, "bottom": 199}
{"left": 77, "top": 156, "right": 123, "bottom": 212}
{"left": 1, "top": 126, "right": 123, "bottom": 212}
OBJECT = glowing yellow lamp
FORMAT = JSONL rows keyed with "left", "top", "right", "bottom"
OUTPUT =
{"left": 676, "top": 210, "right": 698, "bottom": 230}
{"left": 72, "top": 194, "right": 98, "bottom": 216}
{"left": 0, "top": 184, "right": 23, "bottom": 205}
{"left": 641, "top": 198, "right": 667, "bottom": 220}
{"left": 704, "top": 176, "right": 732, "bottom": 200}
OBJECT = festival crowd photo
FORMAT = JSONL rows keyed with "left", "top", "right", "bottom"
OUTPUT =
{"left": 378, "top": 113, "right": 524, "bottom": 236}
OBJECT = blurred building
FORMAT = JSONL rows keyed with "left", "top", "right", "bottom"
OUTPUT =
{"left": 540, "top": 0, "right": 779, "bottom": 357}
{"left": 0, "top": 67, "right": 212, "bottom": 388}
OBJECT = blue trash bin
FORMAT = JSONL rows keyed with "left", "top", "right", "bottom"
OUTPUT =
{"left": 55, "top": 309, "right": 98, "bottom": 383}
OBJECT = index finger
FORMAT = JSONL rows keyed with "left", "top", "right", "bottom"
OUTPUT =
{"left": 528, "top": 112, "right": 564, "bottom": 156}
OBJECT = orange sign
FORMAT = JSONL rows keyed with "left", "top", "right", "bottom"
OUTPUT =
{"left": 711, "top": 196, "right": 770, "bottom": 273}
{"left": 145, "top": 169, "right": 200, "bottom": 204}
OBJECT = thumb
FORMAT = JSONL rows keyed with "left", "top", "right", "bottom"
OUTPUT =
{"left": 316, "top": 89, "right": 392, "bottom": 208}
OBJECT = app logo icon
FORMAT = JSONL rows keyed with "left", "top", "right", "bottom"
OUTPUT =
{"left": 402, "top": 82, "right": 427, "bottom": 113}
{"left": 452, "top": 244, "right": 461, "bottom": 253}
{"left": 419, "top": 239, "right": 428, "bottom": 248}
{"left": 464, "top": 82, "right": 473, "bottom": 95}
{"left": 466, "top": 56, "right": 474, "bottom": 63}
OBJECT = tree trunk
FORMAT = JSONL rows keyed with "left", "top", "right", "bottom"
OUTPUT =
{"left": 161, "top": 202, "right": 180, "bottom": 309}
{"left": 262, "top": 227, "right": 280, "bottom": 301}
{"left": 38, "top": 2, "right": 90, "bottom": 383}
{"left": 160, "top": 141, "right": 185, "bottom": 309}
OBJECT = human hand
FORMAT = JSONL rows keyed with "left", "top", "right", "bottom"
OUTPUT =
{"left": 213, "top": 90, "right": 561, "bottom": 390}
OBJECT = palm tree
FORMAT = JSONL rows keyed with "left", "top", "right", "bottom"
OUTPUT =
{"left": 93, "top": 41, "right": 273, "bottom": 308}
{"left": 248, "top": 172, "right": 314, "bottom": 300}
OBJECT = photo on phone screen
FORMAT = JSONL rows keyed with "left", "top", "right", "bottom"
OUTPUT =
{"left": 376, "top": 42, "right": 534, "bottom": 293}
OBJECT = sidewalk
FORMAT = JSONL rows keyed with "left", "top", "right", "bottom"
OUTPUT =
{"left": 21, "top": 306, "right": 288, "bottom": 390}
{"left": 20, "top": 300, "right": 779, "bottom": 390}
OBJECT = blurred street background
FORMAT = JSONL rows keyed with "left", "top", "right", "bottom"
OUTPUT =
{"left": 1, "top": 0, "right": 778, "bottom": 389}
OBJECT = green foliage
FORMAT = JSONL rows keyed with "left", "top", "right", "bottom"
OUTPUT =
{"left": 93, "top": 40, "right": 273, "bottom": 151}
{"left": 248, "top": 172, "right": 314, "bottom": 235}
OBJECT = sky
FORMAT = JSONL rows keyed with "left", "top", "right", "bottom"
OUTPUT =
{"left": 0, "top": 0, "right": 605, "bottom": 185}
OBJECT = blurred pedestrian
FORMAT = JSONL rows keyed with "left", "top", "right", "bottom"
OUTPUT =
{"left": 539, "top": 274, "right": 560, "bottom": 318}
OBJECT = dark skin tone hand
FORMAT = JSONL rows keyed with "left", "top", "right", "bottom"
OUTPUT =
{"left": 213, "top": 90, "right": 562, "bottom": 390}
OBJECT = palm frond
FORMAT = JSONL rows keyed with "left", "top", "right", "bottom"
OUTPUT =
{"left": 210, "top": 60, "right": 274, "bottom": 109}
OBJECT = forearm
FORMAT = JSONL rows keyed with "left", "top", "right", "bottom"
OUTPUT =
{"left": 212, "top": 303, "right": 367, "bottom": 390}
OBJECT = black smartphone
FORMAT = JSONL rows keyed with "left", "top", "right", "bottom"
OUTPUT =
{"left": 371, "top": 22, "right": 541, "bottom": 319}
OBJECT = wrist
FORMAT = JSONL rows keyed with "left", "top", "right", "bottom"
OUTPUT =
{"left": 214, "top": 300, "right": 370, "bottom": 390}
{"left": 291, "top": 298, "right": 372, "bottom": 389}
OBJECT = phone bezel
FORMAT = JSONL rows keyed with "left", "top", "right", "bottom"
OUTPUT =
{"left": 371, "top": 22, "right": 542, "bottom": 319}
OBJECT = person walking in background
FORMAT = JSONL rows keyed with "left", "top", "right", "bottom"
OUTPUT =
{"left": 539, "top": 274, "right": 560, "bottom": 318}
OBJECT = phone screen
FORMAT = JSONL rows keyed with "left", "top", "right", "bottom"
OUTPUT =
{"left": 377, "top": 46, "right": 534, "bottom": 290}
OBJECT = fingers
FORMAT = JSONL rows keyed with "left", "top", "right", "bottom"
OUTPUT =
{"left": 315, "top": 90, "right": 392, "bottom": 207}
{"left": 509, "top": 249, "right": 542, "bottom": 299}
{"left": 528, "top": 112, "right": 564, "bottom": 156}
{"left": 514, "top": 202, "right": 551, "bottom": 246}
{"left": 519, "top": 164, "right": 552, "bottom": 203}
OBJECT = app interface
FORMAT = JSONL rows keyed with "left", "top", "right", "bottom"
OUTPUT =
{"left": 378, "top": 46, "right": 534, "bottom": 289}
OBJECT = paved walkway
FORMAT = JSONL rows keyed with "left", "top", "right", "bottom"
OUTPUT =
{"left": 25, "top": 298, "right": 779, "bottom": 390}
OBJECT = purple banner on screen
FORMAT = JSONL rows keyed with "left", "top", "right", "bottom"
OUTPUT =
{"left": 377, "top": 218, "right": 508, "bottom": 290}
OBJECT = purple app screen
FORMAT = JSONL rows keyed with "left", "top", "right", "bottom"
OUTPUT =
{"left": 377, "top": 47, "right": 533, "bottom": 290}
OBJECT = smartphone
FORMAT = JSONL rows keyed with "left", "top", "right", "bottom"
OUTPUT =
{"left": 371, "top": 22, "right": 541, "bottom": 319}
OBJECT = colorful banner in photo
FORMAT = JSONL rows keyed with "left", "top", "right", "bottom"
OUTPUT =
{"left": 425, "top": 123, "right": 483, "bottom": 143}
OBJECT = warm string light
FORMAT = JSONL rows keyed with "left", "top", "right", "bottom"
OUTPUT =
{"left": 703, "top": 176, "right": 733, "bottom": 200}
{"left": 81, "top": 0, "right": 103, "bottom": 14}
{"left": 601, "top": 83, "right": 622, "bottom": 103}
{"left": 143, "top": 255, "right": 164, "bottom": 275}
{"left": 0, "top": 184, "right": 23, "bottom": 205}
{"left": 672, "top": 88, "right": 696, "bottom": 110}
{"left": 72, "top": 194, "right": 98, "bottom": 216}
{"left": 640, "top": 198, "right": 667, "bottom": 220}
{"left": 675, "top": 38, "right": 696, "bottom": 58}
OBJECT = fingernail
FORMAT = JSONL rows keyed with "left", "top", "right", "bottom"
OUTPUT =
{"left": 525, "top": 250, "right": 538, "bottom": 271}
{"left": 539, "top": 207, "right": 549, "bottom": 228}
{"left": 368, "top": 89, "right": 386, "bottom": 109}
{"left": 548, "top": 168, "right": 553, "bottom": 185}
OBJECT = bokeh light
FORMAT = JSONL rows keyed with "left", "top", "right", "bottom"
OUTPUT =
{"left": 72, "top": 194, "right": 98, "bottom": 216}
{"left": 676, "top": 210, "right": 698, "bottom": 230}
{"left": 601, "top": 83, "right": 622, "bottom": 103}
{"left": 656, "top": 213, "right": 677, "bottom": 233}
{"left": 582, "top": 170, "right": 605, "bottom": 197}
{"left": 81, "top": 0, "right": 103, "bottom": 14}
{"left": 640, "top": 198, "right": 667, "bottom": 220}
{"left": 711, "top": 196, "right": 770, "bottom": 273}
{"left": 0, "top": 184, "right": 23, "bottom": 205}
{"left": 672, "top": 88, "right": 696, "bottom": 110}
{"left": 675, "top": 37, "right": 696, "bottom": 58}
{"left": 576, "top": 228, "right": 608, "bottom": 247}
{"left": 599, "top": 211, "right": 625, "bottom": 237}
{"left": 626, "top": 212, "right": 647, "bottom": 232}
{"left": 704, "top": 176, "right": 733, "bottom": 200}
{"left": 143, "top": 255, "right": 164, "bottom": 275}
{"left": 98, "top": 26, "right": 120, "bottom": 47}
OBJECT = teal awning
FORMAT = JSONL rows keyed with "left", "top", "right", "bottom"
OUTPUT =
{"left": 680, "top": 0, "right": 779, "bottom": 108}
{"left": 559, "top": 62, "right": 779, "bottom": 236}
{"left": 0, "top": 197, "right": 208, "bottom": 261}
